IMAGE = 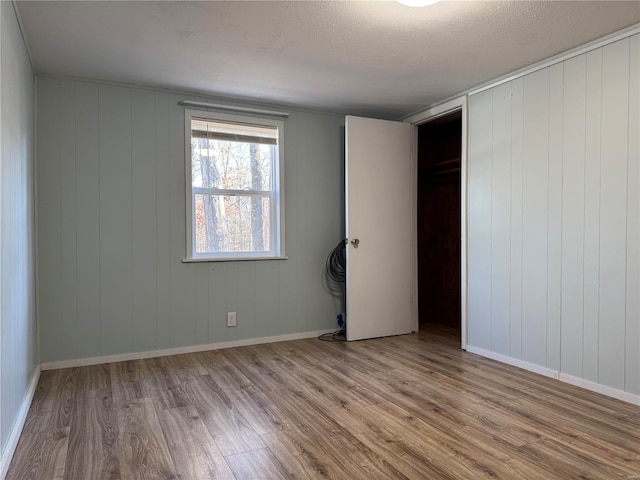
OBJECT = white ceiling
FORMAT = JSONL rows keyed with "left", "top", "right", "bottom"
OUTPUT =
{"left": 16, "top": 1, "right": 640, "bottom": 118}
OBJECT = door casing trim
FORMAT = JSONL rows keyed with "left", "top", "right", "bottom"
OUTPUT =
{"left": 405, "top": 96, "right": 468, "bottom": 351}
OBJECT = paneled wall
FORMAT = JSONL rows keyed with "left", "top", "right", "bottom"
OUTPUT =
{"left": 37, "top": 78, "right": 345, "bottom": 363}
{"left": 468, "top": 34, "right": 639, "bottom": 396}
{"left": 0, "top": 1, "right": 37, "bottom": 460}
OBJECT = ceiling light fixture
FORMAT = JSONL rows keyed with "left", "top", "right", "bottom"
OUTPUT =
{"left": 397, "top": 0, "right": 440, "bottom": 6}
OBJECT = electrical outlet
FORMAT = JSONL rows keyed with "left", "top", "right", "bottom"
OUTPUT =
{"left": 227, "top": 311, "right": 237, "bottom": 327}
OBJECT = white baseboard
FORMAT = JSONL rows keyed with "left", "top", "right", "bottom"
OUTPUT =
{"left": 465, "top": 345, "right": 559, "bottom": 379}
{"left": 466, "top": 345, "right": 640, "bottom": 406}
{"left": 559, "top": 373, "right": 640, "bottom": 406}
{"left": 0, "top": 365, "right": 41, "bottom": 480}
{"left": 41, "top": 329, "right": 335, "bottom": 371}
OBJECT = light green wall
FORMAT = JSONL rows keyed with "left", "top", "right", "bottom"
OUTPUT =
{"left": 1, "top": 1, "right": 37, "bottom": 459}
{"left": 36, "top": 77, "right": 345, "bottom": 363}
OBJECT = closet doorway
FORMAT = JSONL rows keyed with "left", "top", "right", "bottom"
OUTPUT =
{"left": 417, "top": 110, "right": 462, "bottom": 339}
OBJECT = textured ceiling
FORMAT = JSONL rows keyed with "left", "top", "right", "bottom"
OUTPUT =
{"left": 16, "top": 1, "right": 640, "bottom": 118}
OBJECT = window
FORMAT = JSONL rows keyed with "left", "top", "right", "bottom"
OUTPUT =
{"left": 185, "top": 109, "right": 285, "bottom": 261}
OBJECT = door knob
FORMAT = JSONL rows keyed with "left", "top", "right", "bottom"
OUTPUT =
{"left": 350, "top": 238, "right": 360, "bottom": 248}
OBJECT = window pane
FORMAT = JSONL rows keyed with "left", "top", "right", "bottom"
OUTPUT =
{"left": 186, "top": 111, "right": 283, "bottom": 261}
{"left": 195, "top": 194, "right": 271, "bottom": 254}
{"left": 191, "top": 137, "right": 274, "bottom": 191}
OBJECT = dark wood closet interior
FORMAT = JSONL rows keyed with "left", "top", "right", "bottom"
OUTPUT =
{"left": 417, "top": 111, "right": 462, "bottom": 335}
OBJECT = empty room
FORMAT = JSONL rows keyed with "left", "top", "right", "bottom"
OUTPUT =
{"left": 1, "top": 1, "right": 639, "bottom": 479}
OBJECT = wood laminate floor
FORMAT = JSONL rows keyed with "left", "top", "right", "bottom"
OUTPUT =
{"left": 7, "top": 325, "right": 640, "bottom": 479}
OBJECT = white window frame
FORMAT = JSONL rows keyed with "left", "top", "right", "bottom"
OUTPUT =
{"left": 184, "top": 109, "right": 286, "bottom": 262}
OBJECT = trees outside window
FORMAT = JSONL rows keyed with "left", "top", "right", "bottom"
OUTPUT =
{"left": 185, "top": 110, "right": 284, "bottom": 260}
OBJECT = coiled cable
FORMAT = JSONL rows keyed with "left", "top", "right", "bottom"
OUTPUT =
{"left": 326, "top": 239, "right": 347, "bottom": 284}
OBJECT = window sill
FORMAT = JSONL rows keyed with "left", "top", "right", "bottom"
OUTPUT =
{"left": 182, "top": 256, "right": 288, "bottom": 263}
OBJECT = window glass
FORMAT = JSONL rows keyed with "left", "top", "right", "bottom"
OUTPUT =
{"left": 185, "top": 110, "right": 284, "bottom": 260}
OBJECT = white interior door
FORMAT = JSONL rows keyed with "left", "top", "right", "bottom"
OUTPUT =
{"left": 345, "top": 115, "right": 414, "bottom": 341}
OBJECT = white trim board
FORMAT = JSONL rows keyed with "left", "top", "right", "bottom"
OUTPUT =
{"left": 559, "top": 374, "right": 640, "bottom": 406}
{"left": 465, "top": 345, "right": 559, "bottom": 379}
{"left": 466, "top": 345, "right": 640, "bottom": 406}
{"left": 41, "top": 329, "right": 335, "bottom": 371}
{"left": 0, "top": 366, "right": 41, "bottom": 480}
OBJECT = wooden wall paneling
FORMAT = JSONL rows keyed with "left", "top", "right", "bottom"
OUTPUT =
{"left": 546, "top": 63, "right": 563, "bottom": 371}
{"left": 27, "top": 76, "right": 37, "bottom": 421}
{"left": 328, "top": 115, "right": 348, "bottom": 328}
{"left": 131, "top": 89, "right": 158, "bottom": 353}
{"left": 254, "top": 262, "right": 279, "bottom": 339}
{"left": 155, "top": 92, "right": 171, "bottom": 349}
{"left": 509, "top": 77, "right": 524, "bottom": 359}
{"left": 208, "top": 262, "right": 228, "bottom": 343}
{"left": 10, "top": 5, "right": 37, "bottom": 444}
{"left": 598, "top": 38, "right": 629, "bottom": 391}
{"left": 521, "top": 68, "right": 549, "bottom": 367}
{"left": 59, "top": 79, "right": 78, "bottom": 360}
{"left": 582, "top": 48, "right": 603, "bottom": 383}
{"left": 490, "top": 83, "right": 512, "bottom": 355}
{"left": 2, "top": 4, "right": 10, "bottom": 445}
{"left": 99, "top": 84, "right": 134, "bottom": 356}
{"left": 467, "top": 90, "right": 492, "bottom": 349}
{"left": 302, "top": 114, "right": 340, "bottom": 332}
{"left": 625, "top": 34, "right": 640, "bottom": 395}
{"left": 300, "top": 111, "right": 323, "bottom": 333}
{"left": 25, "top": 39, "right": 37, "bottom": 424}
{"left": 305, "top": 112, "right": 324, "bottom": 331}
{"left": 37, "top": 77, "right": 62, "bottom": 363}
{"left": 294, "top": 113, "right": 311, "bottom": 334}
{"left": 462, "top": 34, "right": 637, "bottom": 398}
{"left": 304, "top": 112, "right": 340, "bottom": 333}
{"left": 225, "top": 263, "right": 240, "bottom": 342}
{"left": 75, "top": 82, "right": 101, "bottom": 359}
{"left": 323, "top": 113, "right": 346, "bottom": 329}
{"left": 168, "top": 94, "right": 197, "bottom": 348}
{"left": 237, "top": 262, "right": 257, "bottom": 340}
{"left": 32, "top": 77, "right": 347, "bottom": 363}
{"left": 278, "top": 111, "right": 299, "bottom": 335}
{"left": 1, "top": 2, "right": 37, "bottom": 454}
{"left": 195, "top": 264, "right": 210, "bottom": 344}
{"left": 560, "top": 55, "right": 587, "bottom": 378}
{"left": 3, "top": 85, "right": 16, "bottom": 443}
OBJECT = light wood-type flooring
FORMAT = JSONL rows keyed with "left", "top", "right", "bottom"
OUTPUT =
{"left": 7, "top": 325, "right": 640, "bottom": 479}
